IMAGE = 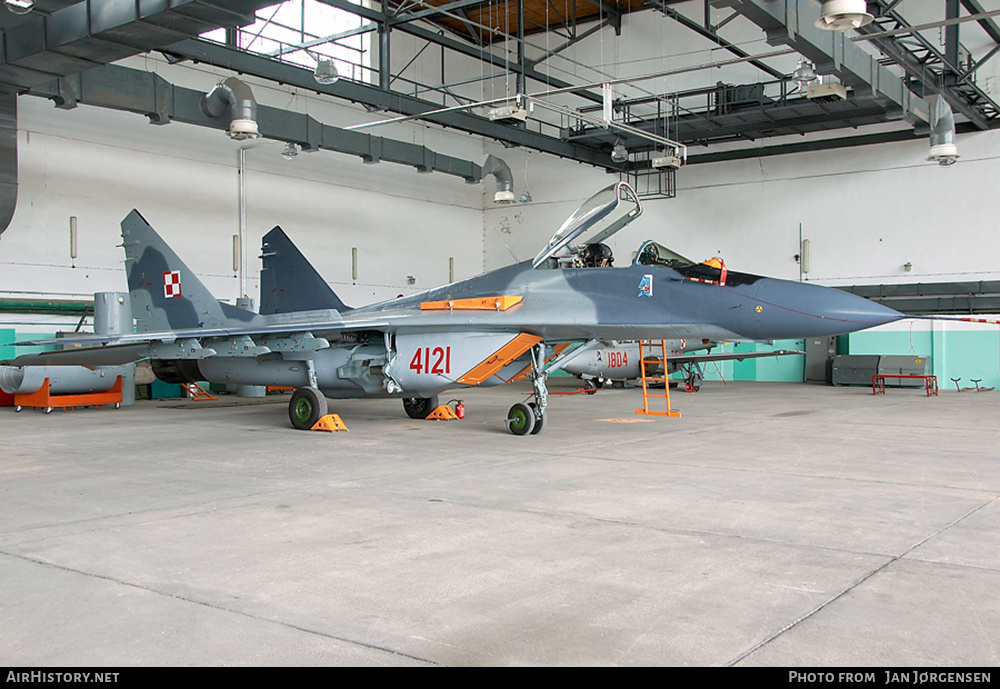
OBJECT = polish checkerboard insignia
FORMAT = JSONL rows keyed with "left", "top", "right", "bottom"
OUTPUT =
{"left": 163, "top": 270, "right": 182, "bottom": 298}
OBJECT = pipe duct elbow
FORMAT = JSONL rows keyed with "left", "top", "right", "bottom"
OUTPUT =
{"left": 200, "top": 77, "right": 260, "bottom": 141}
{"left": 481, "top": 154, "right": 514, "bottom": 203}
{"left": 928, "top": 96, "right": 959, "bottom": 166}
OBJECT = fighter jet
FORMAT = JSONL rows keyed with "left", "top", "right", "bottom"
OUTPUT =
{"left": 8, "top": 182, "right": 903, "bottom": 434}
{"left": 558, "top": 339, "right": 804, "bottom": 392}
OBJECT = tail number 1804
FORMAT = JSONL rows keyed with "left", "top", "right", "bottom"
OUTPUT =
{"left": 409, "top": 346, "right": 452, "bottom": 375}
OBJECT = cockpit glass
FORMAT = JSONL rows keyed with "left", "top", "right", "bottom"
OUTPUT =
{"left": 532, "top": 182, "right": 643, "bottom": 268}
{"left": 634, "top": 240, "right": 697, "bottom": 270}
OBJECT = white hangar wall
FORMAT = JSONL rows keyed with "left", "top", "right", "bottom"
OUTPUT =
{"left": 482, "top": 123, "right": 1000, "bottom": 286}
{"left": 0, "top": 55, "right": 489, "bottom": 336}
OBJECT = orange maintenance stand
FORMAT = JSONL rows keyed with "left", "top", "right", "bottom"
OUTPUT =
{"left": 14, "top": 376, "right": 124, "bottom": 413}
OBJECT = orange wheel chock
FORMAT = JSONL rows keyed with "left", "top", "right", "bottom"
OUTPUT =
{"left": 311, "top": 414, "right": 349, "bottom": 432}
{"left": 426, "top": 404, "right": 460, "bottom": 420}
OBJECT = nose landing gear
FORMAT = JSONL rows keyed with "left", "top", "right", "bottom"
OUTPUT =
{"left": 507, "top": 343, "right": 548, "bottom": 435}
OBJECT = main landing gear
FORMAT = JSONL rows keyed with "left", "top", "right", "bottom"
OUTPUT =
{"left": 289, "top": 386, "right": 328, "bottom": 430}
{"left": 680, "top": 363, "right": 704, "bottom": 392}
{"left": 403, "top": 395, "right": 439, "bottom": 419}
{"left": 506, "top": 343, "right": 548, "bottom": 436}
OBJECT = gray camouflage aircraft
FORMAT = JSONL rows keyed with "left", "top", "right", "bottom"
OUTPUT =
{"left": 9, "top": 182, "right": 903, "bottom": 434}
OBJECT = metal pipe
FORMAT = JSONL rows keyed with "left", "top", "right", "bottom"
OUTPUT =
{"left": 0, "top": 298, "right": 93, "bottom": 314}
{"left": 238, "top": 147, "right": 248, "bottom": 296}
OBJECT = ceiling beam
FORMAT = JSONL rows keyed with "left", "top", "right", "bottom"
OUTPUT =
{"left": 647, "top": 1, "right": 787, "bottom": 80}
{"left": 711, "top": 0, "right": 928, "bottom": 126}
{"left": 160, "top": 39, "right": 612, "bottom": 166}
{"left": 317, "top": 0, "right": 604, "bottom": 105}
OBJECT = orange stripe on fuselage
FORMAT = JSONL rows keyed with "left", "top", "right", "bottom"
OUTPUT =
{"left": 421, "top": 295, "right": 523, "bottom": 311}
{"left": 508, "top": 342, "right": 571, "bottom": 383}
{"left": 457, "top": 333, "right": 543, "bottom": 386}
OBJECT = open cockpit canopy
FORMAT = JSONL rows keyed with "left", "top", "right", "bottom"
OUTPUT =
{"left": 532, "top": 181, "right": 642, "bottom": 269}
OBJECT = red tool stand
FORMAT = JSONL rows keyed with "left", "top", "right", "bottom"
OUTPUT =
{"left": 14, "top": 376, "right": 123, "bottom": 413}
{"left": 871, "top": 374, "right": 938, "bottom": 397}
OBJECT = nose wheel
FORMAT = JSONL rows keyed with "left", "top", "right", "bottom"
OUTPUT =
{"left": 506, "top": 343, "right": 548, "bottom": 435}
{"left": 506, "top": 402, "right": 536, "bottom": 435}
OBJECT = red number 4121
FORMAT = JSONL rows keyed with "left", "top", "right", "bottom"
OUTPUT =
{"left": 409, "top": 346, "right": 452, "bottom": 375}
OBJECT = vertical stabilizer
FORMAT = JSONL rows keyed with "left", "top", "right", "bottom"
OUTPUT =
{"left": 122, "top": 210, "right": 258, "bottom": 333}
{"left": 259, "top": 227, "right": 351, "bottom": 314}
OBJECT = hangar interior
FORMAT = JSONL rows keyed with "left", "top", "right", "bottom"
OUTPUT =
{"left": 2, "top": 0, "right": 1000, "bottom": 667}
{"left": 2, "top": 0, "right": 1000, "bottom": 387}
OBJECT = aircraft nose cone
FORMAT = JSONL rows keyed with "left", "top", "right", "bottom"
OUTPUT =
{"left": 825, "top": 290, "right": 904, "bottom": 330}
{"left": 751, "top": 279, "right": 904, "bottom": 338}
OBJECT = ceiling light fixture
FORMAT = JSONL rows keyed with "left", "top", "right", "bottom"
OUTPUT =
{"left": 281, "top": 142, "right": 298, "bottom": 160}
{"left": 814, "top": 0, "right": 873, "bottom": 31}
{"left": 610, "top": 140, "right": 628, "bottom": 164}
{"left": 4, "top": 0, "right": 34, "bottom": 15}
{"left": 792, "top": 59, "right": 818, "bottom": 85}
{"left": 314, "top": 59, "right": 340, "bottom": 85}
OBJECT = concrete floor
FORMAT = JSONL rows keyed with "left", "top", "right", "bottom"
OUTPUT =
{"left": 1, "top": 379, "right": 998, "bottom": 666}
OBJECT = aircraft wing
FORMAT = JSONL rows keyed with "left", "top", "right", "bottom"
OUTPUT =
{"left": 6, "top": 343, "right": 153, "bottom": 367}
{"left": 669, "top": 349, "right": 804, "bottom": 366}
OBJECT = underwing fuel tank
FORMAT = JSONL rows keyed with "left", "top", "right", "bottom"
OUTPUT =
{"left": 153, "top": 346, "right": 389, "bottom": 397}
{"left": 0, "top": 365, "right": 123, "bottom": 395}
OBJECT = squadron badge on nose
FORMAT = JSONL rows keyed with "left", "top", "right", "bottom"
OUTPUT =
{"left": 637, "top": 274, "right": 653, "bottom": 298}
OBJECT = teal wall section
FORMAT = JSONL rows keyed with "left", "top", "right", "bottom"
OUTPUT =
{"left": 1, "top": 329, "right": 58, "bottom": 359}
{"left": 669, "top": 339, "right": 806, "bottom": 383}
{"left": 844, "top": 327, "right": 1000, "bottom": 390}
{"left": 731, "top": 340, "right": 805, "bottom": 382}
{"left": 151, "top": 380, "right": 184, "bottom": 399}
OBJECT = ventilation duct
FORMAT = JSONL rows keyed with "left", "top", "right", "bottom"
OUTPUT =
{"left": 928, "top": 96, "right": 960, "bottom": 166}
{"left": 0, "top": 89, "right": 16, "bottom": 237}
{"left": 481, "top": 154, "right": 514, "bottom": 203}
{"left": 200, "top": 77, "right": 260, "bottom": 140}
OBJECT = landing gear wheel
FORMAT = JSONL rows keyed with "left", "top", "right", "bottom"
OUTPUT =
{"left": 528, "top": 401, "right": 545, "bottom": 435}
{"left": 507, "top": 402, "right": 536, "bottom": 436}
{"left": 289, "top": 386, "right": 327, "bottom": 430}
{"left": 403, "top": 395, "right": 438, "bottom": 420}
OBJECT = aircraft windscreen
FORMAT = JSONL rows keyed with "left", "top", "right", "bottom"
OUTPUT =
{"left": 532, "top": 182, "right": 643, "bottom": 268}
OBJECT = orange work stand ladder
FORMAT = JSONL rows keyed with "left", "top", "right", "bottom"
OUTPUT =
{"left": 181, "top": 382, "right": 218, "bottom": 401}
{"left": 635, "top": 340, "right": 681, "bottom": 418}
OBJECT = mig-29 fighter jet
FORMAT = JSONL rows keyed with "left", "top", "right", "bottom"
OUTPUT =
{"left": 9, "top": 182, "right": 903, "bottom": 434}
